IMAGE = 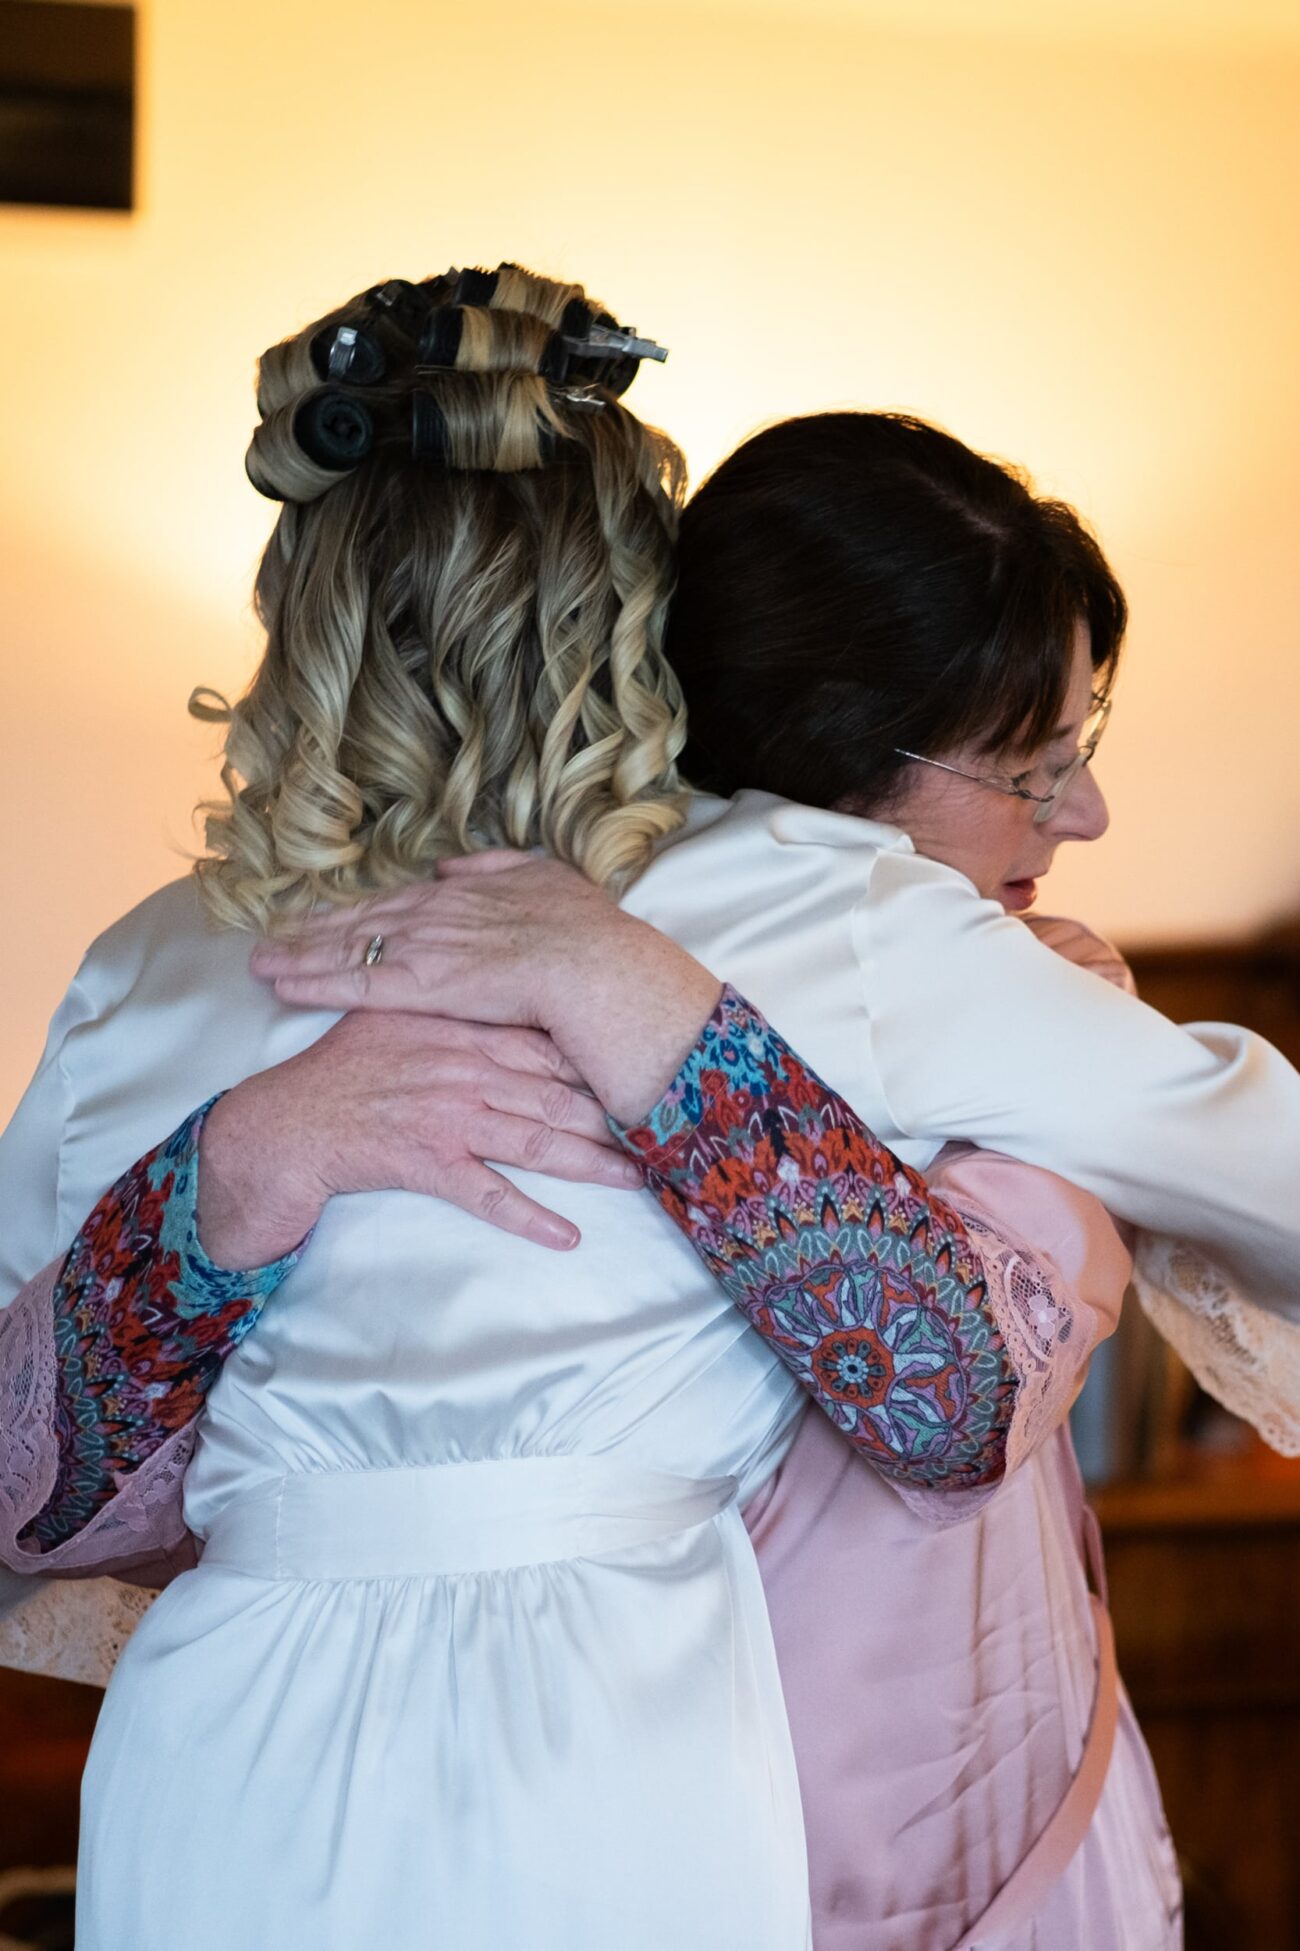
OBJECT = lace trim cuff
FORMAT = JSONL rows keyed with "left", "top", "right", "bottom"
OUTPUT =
{"left": 1132, "top": 1231, "right": 1300, "bottom": 1458}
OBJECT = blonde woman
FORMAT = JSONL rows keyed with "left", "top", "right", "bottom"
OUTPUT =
{"left": 2, "top": 268, "right": 1298, "bottom": 1951}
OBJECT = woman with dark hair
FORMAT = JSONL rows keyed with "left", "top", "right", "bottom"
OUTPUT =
{"left": 668, "top": 411, "right": 1126, "bottom": 834}
{"left": 2, "top": 339, "right": 1296, "bottom": 1950}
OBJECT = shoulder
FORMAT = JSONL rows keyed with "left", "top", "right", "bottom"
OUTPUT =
{"left": 72, "top": 874, "right": 244, "bottom": 1010}
{"left": 632, "top": 789, "right": 917, "bottom": 900}
{"left": 57, "top": 876, "right": 261, "bottom": 1081}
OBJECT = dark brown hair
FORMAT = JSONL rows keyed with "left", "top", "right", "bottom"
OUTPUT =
{"left": 665, "top": 411, "right": 1126, "bottom": 813}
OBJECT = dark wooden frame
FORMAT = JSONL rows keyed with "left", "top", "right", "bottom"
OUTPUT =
{"left": 0, "top": 2, "right": 135, "bottom": 212}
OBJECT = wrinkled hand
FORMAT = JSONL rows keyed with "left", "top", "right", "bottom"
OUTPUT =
{"left": 249, "top": 853, "right": 723, "bottom": 1126}
{"left": 249, "top": 852, "right": 622, "bottom": 1033}
{"left": 197, "top": 1009, "right": 644, "bottom": 1267}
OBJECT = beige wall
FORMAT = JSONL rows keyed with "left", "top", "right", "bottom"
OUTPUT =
{"left": 2, "top": 0, "right": 1298, "bottom": 1121}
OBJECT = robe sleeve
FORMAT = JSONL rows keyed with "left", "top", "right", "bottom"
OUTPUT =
{"left": 613, "top": 987, "right": 1019, "bottom": 1491}
{"left": 613, "top": 974, "right": 1133, "bottom": 1513}
{"left": 893, "top": 1143, "right": 1129, "bottom": 1522}
{"left": 0, "top": 1099, "right": 305, "bottom": 1571}
{"left": 857, "top": 848, "right": 1300, "bottom": 1314}
{"left": 0, "top": 964, "right": 304, "bottom": 1584}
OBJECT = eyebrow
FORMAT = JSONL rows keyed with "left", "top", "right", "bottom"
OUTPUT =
{"left": 1049, "top": 692, "right": 1108, "bottom": 744}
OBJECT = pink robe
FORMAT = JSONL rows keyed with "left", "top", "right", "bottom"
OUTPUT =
{"left": 745, "top": 1146, "right": 1182, "bottom": 1948}
{"left": 1, "top": 1147, "right": 1181, "bottom": 1949}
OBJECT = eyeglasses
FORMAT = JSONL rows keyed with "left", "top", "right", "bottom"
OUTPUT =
{"left": 894, "top": 695, "right": 1112, "bottom": 827}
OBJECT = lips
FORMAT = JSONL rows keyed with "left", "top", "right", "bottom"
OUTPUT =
{"left": 1001, "top": 878, "right": 1039, "bottom": 914}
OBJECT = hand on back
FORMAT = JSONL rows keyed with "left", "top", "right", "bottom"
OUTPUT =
{"left": 250, "top": 852, "right": 723, "bottom": 1125}
{"left": 197, "top": 1010, "right": 643, "bottom": 1268}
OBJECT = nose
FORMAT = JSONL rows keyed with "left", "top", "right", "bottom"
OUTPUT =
{"left": 1048, "top": 764, "right": 1110, "bottom": 844}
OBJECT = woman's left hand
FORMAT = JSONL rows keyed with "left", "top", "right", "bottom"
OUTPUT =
{"left": 249, "top": 852, "right": 723, "bottom": 1126}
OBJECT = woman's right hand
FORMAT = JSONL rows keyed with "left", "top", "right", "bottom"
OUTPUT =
{"left": 249, "top": 852, "right": 724, "bottom": 1126}
{"left": 196, "top": 1012, "right": 644, "bottom": 1267}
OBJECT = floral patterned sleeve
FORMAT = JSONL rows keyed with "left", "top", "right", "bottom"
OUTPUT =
{"left": 613, "top": 987, "right": 1017, "bottom": 1491}
{"left": 20, "top": 1097, "right": 306, "bottom": 1552}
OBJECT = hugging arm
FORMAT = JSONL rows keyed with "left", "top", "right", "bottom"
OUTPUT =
{"left": 0, "top": 1007, "right": 637, "bottom": 1574}
{"left": 614, "top": 987, "right": 1017, "bottom": 1488}
{"left": 613, "top": 985, "right": 1122, "bottom": 1500}
{"left": 2, "top": 996, "right": 1053, "bottom": 1565}
{"left": 0, "top": 1101, "right": 300, "bottom": 1574}
{"left": 2, "top": 869, "right": 1142, "bottom": 1571}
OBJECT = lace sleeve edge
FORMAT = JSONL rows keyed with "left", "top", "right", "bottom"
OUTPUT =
{"left": 1131, "top": 1231, "right": 1300, "bottom": 1457}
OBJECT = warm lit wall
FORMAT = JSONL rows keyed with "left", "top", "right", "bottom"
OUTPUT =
{"left": 2, "top": 0, "right": 1298, "bottom": 1121}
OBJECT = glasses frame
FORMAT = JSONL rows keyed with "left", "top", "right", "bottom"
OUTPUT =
{"left": 893, "top": 696, "right": 1111, "bottom": 827}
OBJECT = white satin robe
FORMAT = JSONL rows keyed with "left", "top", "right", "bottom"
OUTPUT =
{"left": 2, "top": 790, "right": 1298, "bottom": 1951}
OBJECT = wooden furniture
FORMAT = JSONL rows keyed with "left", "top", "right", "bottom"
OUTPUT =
{"left": 1125, "top": 923, "right": 1300, "bottom": 1069}
{"left": 1097, "top": 1448, "right": 1300, "bottom": 1951}
{"left": 0, "top": 1669, "right": 98, "bottom": 1873}
{"left": 1105, "top": 920, "right": 1300, "bottom": 1950}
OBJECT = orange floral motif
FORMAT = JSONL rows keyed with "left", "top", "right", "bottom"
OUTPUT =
{"left": 24, "top": 1100, "right": 305, "bottom": 1551}
{"left": 617, "top": 987, "right": 1016, "bottom": 1489}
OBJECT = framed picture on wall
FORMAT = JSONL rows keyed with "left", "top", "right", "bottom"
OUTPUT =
{"left": 0, "top": 1, "right": 134, "bottom": 211}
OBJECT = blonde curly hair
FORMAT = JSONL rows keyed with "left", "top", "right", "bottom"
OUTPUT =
{"left": 192, "top": 262, "right": 689, "bottom": 933}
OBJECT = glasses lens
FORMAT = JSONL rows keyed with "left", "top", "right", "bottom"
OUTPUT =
{"left": 1033, "top": 753, "right": 1085, "bottom": 824}
{"left": 1031, "top": 699, "right": 1111, "bottom": 824}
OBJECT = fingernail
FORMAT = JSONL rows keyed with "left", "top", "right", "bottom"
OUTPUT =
{"left": 614, "top": 1162, "right": 644, "bottom": 1187}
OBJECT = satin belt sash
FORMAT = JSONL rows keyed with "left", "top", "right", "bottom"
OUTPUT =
{"left": 198, "top": 1458, "right": 738, "bottom": 1580}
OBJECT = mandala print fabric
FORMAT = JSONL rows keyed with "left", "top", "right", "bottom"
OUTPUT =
{"left": 22, "top": 1100, "right": 303, "bottom": 1549}
{"left": 616, "top": 987, "right": 1017, "bottom": 1488}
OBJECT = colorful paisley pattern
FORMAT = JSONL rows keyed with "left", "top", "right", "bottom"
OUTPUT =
{"left": 23, "top": 1099, "right": 304, "bottom": 1549}
{"left": 614, "top": 987, "right": 1016, "bottom": 1488}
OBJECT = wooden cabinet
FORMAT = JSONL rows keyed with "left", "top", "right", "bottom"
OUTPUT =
{"left": 1097, "top": 1457, "right": 1300, "bottom": 1951}
{"left": 0, "top": 1667, "right": 98, "bottom": 1872}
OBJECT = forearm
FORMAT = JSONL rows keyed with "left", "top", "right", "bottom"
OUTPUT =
{"left": 198, "top": 1073, "right": 329, "bottom": 1266}
{"left": 547, "top": 916, "right": 722, "bottom": 1127}
{"left": 614, "top": 987, "right": 1017, "bottom": 1490}
{"left": 16, "top": 1099, "right": 304, "bottom": 1552}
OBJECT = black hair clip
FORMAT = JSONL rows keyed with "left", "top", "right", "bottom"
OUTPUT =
{"left": 411, "top": 392, "right": 452, "bottom": 466}
{"left": 294, "top": 390, "right": 375, "bottom": 471}
{"left": 309, "top": 323, "right": 387, "bottom": 386}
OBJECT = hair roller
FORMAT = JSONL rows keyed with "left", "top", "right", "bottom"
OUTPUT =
{"left": 411, "top": 392, "right": 452, "bottom": 466}
{"left": 456, "top": 267, "right": 499, "bottom": 306}
{"left": 366, "top": 278, "right": 429, "bottom": 339}
{"left": 309, "top": 323, "right": 387, "bottom": 386}
{"left": 566, "top": 346, "right": 638, "bottom": 399}
{"left": 246, "top": 394, "right": 369, "bottom": 502}
{"left": 538, "top": 333, "right": 572, "bottom": 385}
{"left": 416, "top": 308, "right": 464, "bottom": 370}
{"left": 294, "top": 389, "right": 375, "bottom": 472}
{"left": 560, "top": 297, "right": 595, "bottom": 341}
